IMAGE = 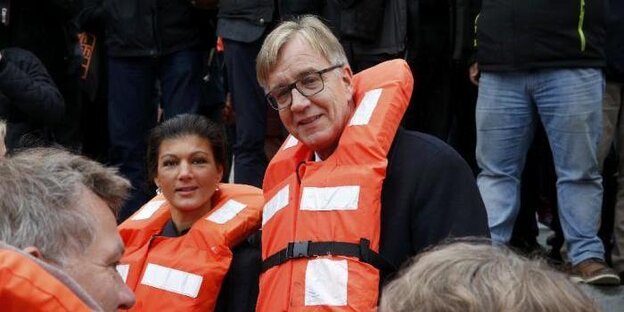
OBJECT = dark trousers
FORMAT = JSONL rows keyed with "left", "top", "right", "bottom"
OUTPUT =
{"left": 108, "top": 49, "right": 203, "bottom": 222}
{"left": 223, "top": 38, "right": 267, "bottom": 187}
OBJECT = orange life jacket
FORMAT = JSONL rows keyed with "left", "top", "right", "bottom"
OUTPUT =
{"left": 258, "top": 59, "right": 414, "bottom": 311}
{"left": 0, "top": 247, "right": 94, "bottom": 311}
{"left": 118, "top": 183, "right": 263, "bottom": 311}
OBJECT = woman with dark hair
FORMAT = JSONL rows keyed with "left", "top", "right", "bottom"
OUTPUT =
{"left": 117, "top": 114, "right": 263, "bottom": 311}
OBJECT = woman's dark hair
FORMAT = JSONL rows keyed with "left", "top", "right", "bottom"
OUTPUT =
{"left": 147, "top": 114, "right": 227, "bottom": 181}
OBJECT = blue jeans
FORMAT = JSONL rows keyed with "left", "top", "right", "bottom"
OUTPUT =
{"left": 108, "top": 49, "right": 203, "bottom": 221}
{"left": 476, "top": 68, "right": 605, "bottom": 265}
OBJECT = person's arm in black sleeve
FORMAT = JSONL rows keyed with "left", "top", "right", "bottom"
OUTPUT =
{"left": 380, "top": 129, "right": 489, "bottom": 282}
{"left": 214, "top": 231, "right": 261, "bottom": 312}
{"left": 0, "top": 48, "right": 65, "bottom": 125}
{"left": 408, "top": 132, "right": 489, "bottom": 253}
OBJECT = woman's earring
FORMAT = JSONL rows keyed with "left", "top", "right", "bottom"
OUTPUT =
{"left": 156, "top": 187, "right": 162, "bottom": 195}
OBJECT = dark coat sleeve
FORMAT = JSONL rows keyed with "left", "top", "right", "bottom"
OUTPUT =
{"left": 0, "top": 48, "right": 65, "bottom": 125}
{"left": 380, "top": 129, "right": 489, "bottom": 275}
{"left": 214, "top": 232, "right": 261, "bottom": 312}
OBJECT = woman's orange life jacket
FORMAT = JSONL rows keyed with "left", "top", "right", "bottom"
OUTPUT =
{"left": 257, "top": 59, "right": 414, "bottom": 311}
{"left": 0, "top": 247, "right": 94, "bottom": 311}
{"left": 118, "top": 183, "right": 263, "bottom": 311}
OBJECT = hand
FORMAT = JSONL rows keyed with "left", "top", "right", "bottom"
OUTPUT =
{"left": 469, "top": 62, "right": 480, "bottom": 86}
{"left": 222, "top": 92, "right": 235, "bottom": 125}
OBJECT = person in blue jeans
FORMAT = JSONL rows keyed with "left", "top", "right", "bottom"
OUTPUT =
{"left": 78, "top": 1, "right": 205, "bottom": 221}
{"left": 470, "top": 0, "right": 620, "bottom": 285}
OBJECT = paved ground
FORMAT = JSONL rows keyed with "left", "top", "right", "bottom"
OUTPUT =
{"left": 579, "top": 284, "right": 624, "bottom": 312}
{"left": 537, "top": 223, "right": 623, "bottom": 311}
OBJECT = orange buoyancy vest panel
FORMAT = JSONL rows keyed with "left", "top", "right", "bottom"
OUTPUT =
{"left": 258, "top": 59, "right": 414, "bottom": 311}
{"left": 118, "top": 183, "right": 263, "bottom": 311}
{"left": 0, "top": 249, "right": 93, "bottom": 312}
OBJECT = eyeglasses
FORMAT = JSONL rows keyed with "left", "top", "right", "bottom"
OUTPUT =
{"left": 265, "top": 64, "right": 344, "bottom": 111}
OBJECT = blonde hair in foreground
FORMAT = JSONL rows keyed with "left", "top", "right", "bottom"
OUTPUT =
{"left": 379, "top": 241, "right": 598, "bottom": 312}
{"left": 256, "top": 14, "right": 348, "bottom": 89}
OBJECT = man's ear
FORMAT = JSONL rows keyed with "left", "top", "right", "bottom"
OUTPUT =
{"left": 341, "top": 65, "right": 354, "bottom": 97}
{"left": 23, "top": 246, "right": 43, "bottom": 259}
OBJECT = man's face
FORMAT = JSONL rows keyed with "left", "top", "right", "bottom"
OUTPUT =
{"left": 63, "top": 188, "right": 135, "bottom": 311}
{"left": 266, "top": 34, "right": 354, "bottom": 159}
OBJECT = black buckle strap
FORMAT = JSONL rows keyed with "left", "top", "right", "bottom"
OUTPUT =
{"left": 261, "top": 238, "right": 395, "bottom": 273}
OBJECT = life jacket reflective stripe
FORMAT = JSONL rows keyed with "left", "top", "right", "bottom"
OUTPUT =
{"left": 0, "top": 249, "right": 93, "bottom": 312}
{"left": 258, "top": 59, "right": 414, "bottom": 311}
{"left": 119, "top": 183, "right": 263, "bottom": 311}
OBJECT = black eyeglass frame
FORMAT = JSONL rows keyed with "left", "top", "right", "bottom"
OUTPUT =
{"left": 265, "top": 63, "right": 345, "bottom": 111}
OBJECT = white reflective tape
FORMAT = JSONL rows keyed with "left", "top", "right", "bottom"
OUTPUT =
{"left": 300, "top": 186, "right": 359, "bottom": 211}
{"left": 283, "top": 135, "right": 299, "bottom": 150}
{"left": 206, "top": 199, "right": 247, "bottom": 224}
{"left": 131, "top": 200, "right": 166, "bottom": 220}
{"left": 140, "top": 263, "right": 203, "bottom": 298}
{"left": 349, "top": 88, "right": 383, "bottom": 126}
{"left": 262, "top": 185, "right": 289, "bottom": 226}
{"left": 305, "top": 259, "right": 348, "bottom": 306}
{"left": 116, "top": 264, "right": 129, "bottom": 283}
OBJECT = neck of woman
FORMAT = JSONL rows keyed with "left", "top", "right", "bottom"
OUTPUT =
{"left": 169, "top": 201, "right": 213, "bottom": 233}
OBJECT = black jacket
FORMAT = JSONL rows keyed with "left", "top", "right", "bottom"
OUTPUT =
{"left": 216, "top": 0, "right": 274, "bottom": 43}
{"left": 321, "top": 0, "right": 407, "bottom": 57}
{"left": 218, "top": 0, "right": 273, "bottom": 26}
{"left": 0, "top": 0, "right": 80, "bottom": 79}
{"left": 380, "top": 128, "right": 490, "bottom": 278}
{"left": 0, "top": 0, "right": 84, "bottom": 151}
{"left": 80, "top": 0, "right": 201, "bottom": 57}
{"left": 0, "top": 48, "right": 64, "bottom": 150}
{"left": 476, "top": 0, "right": 606, "bottom": 71}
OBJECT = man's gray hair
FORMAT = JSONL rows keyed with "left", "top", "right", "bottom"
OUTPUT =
{"left": 0, "top": 148, "right": 130, "bottom": 266}
{"left": 380, "top": 241, "right": 598, "bottom": 312}
{"left": 256, "top": 15, "right": 349, "bottom": 89}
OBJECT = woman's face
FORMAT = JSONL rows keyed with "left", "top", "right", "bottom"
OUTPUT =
{"left": 154, "top": 134, "right": 223, "bottom": 213}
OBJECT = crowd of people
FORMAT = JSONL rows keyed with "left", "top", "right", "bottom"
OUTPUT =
{"left": 1, "top": 0, "right": 623, "bottom": 311}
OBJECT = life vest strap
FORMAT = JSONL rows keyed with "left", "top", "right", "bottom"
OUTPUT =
{"left": 261, "top": 238, "right": 395, "bottom": 273}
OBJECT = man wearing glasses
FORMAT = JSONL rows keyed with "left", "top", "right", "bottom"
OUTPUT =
{"left": 254, "top": 15, "right": 489, "bottom": 311}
